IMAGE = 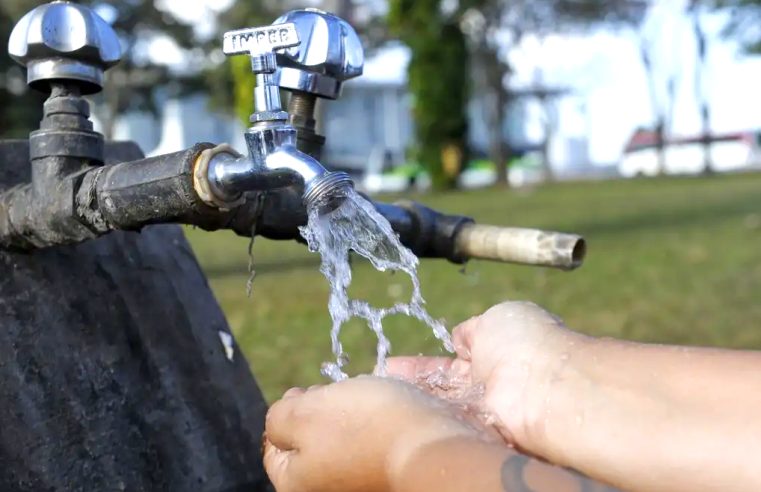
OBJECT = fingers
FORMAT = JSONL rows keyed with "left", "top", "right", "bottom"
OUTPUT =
{"left": 264, "top": 385, "right": 330, "bottom": 492}
{"left": 386, "top": 356, "right": 473, "bottom": 402}
{"left": 266, "top": 389, "right": 308, "bottom": 452}
{"left": 386, "top": 356, "right": 454, "bottom": 381}
{"left": 265, "top": 384, "right": 325, "bottom": 452}
{"left": 263, "top": 439, "right": 298, "bottom": 492}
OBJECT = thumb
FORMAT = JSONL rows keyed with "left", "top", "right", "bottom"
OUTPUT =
{"left": 262, "top": 439, "right": 298, "bottom": 492}
{"left": 452, "top": 314, "right": 481, "bottom": 361}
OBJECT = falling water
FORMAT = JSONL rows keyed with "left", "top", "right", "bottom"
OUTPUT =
{"left": 299, "top": 187, "right": 454, "bottom": 381}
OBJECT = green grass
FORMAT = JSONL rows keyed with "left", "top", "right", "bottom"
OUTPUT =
{"left": 186, "top": 173, "right": 761, "bottom": 402}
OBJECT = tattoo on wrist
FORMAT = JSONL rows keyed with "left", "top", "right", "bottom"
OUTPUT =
{"left": 501, "top": 454, "right": 620, "bottom": 492}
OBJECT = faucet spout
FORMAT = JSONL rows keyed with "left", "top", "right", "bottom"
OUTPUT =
{"left": 206, "top": 123, "right": 352, "bottom": 209}
{"left": 264, "top": 146, "right": 353, "bottom": 209}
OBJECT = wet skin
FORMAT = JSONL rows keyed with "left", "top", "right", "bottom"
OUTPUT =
{"left": 265, "top": 300, "right": 761, "bottom": 491}
{"left": 263, "top": 376, "right": 618, "bottom": 492}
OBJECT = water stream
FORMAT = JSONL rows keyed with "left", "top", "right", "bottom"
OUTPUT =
{"left": 300, "top": 187, "right": 454, "bottom": 381}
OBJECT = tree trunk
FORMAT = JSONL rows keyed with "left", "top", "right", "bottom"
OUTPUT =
{"left": 700, "top": 105, "right": 712, "bottom": 174}
{"left": 692, "top": 4, "right": 712, "bottom": 175}
{"left": 488, "top": 89, "right": 509, "bottom": 186}
{"left": 639, "top": 37, "right": 667, "bottom": 176}
{"left": 539, "top": 95, "right": 555, "bottom": 182}
{"left": 655, "top": 119, "right": 666, "bottom": 175}
{"left": 477, "top": 46, "right": 510, "bottom": 187}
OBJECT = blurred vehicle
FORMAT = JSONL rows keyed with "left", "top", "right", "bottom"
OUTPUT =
{"left": 619, "top": 128, "right": 761, "bottom": 177}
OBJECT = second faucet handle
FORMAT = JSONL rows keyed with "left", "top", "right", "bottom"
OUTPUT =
{"left": 274, "top": 10, "right": 364, "bottom": 100}
{"left": 222, "top": 23, "right": 300, "bottom": 122}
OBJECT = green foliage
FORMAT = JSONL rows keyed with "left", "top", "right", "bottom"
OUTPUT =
{"left": 229, "top": 56, "right": 256, "bottom": 127}
{"left": 388, "top": 0, "right": 469, "bottom": 190}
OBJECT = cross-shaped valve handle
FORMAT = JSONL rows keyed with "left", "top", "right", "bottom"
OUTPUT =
{"left": 223, "top": 23, "right": 301, "bottom": 121}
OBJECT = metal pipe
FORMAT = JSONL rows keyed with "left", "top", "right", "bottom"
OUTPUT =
{"left": 454, "top": 224, "right": 586, "bottom": 270}
{"left": 288, "top": 91, "right": 316, "bottom": 117}
{"left": 254, "top": 73, "right": 282, "bottom": 112}
{"left": 0, "top": 143, "right": 587, "bottom": 271}
{"left": 87, "top": 144, "right": 213, "bottom": 231}
{"left": 253, "top": 197, "right": 586, "bottom": 269}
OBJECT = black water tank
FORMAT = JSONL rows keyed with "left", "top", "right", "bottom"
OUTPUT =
{"left": 0, "top": 140, "right": 269, "bottom": 491}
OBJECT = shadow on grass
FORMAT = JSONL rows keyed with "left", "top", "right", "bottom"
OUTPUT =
{"left": 203, "top": 256, "right": 320, "bottom": 278}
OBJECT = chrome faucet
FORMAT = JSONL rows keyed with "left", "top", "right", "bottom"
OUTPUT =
{"left": 204, "top": 23, "right": 353, "bottom": 210}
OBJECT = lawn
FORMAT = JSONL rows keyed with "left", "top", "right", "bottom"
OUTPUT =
{"left": 185, "top": 173, "right": 761, "bottom": 402}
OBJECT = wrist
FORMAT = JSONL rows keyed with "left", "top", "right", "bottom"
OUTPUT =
{"left": 389, "top": 435, "right": 509, "bottom": 492}
{"left": 514, "top": 329, "right": 597, "bottom": 461}
{"left": 387, "top": 419, "right": 479, "bottom": 486}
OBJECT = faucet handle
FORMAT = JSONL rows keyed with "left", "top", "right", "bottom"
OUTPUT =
{"left": 8, "top": 1, "right": 122, "bottom": 95}
{"left": 223, "top": 23, "right": 300, "bottom": 121}
{"left": 273, "top": 9, "right": 364, "bottom": 100}
{"left": 222, "top": 23, "right": 300, "bottom": 61}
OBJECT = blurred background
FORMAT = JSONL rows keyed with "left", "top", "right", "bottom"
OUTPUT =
{"left": 3, "top": 0, "right": 761, "bottom": 400}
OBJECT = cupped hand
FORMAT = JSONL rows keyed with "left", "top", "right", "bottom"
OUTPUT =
{"left": 387, "top": 301, "right": 588, "bottom": 453}
{"left": 263, "top": 376, "right": 489, "bottom": 492}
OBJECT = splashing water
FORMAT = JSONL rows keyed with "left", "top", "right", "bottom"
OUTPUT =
{"left": 299, "top": 187, "right": 454, "bottom": 381}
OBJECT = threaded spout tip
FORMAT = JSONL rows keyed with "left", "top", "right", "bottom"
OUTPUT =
{"left": 303, "top": 171, "right": 354, "bottom": 212}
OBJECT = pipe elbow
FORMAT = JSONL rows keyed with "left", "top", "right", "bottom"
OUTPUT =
{"left": 265, "top": 146, "right": 354, "bottom": 209}
{"left": 263, "top": 145, "right": 325, "bottom": 192}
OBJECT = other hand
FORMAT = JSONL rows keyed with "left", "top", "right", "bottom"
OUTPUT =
{"left": 387, "top": 301, "right": 587, "bottom": 454}
{"left": 263, "top": 376, "right": 490, "bottom": 492}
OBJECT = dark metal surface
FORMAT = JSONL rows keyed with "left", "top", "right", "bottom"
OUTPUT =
{"left": 29, "top": 84, "right": 103, "bottom": 162}
{"left": 91, "top": 144, "right": 214, "bottom": 230}
{"left": 0, "top": 140, "right": 270, "bottom": 492}
{"left": 0, "top": 84, "right": 107, "bottom": 250}
{"left": 1, "top": 131, "right": 475, "bottom": 263}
